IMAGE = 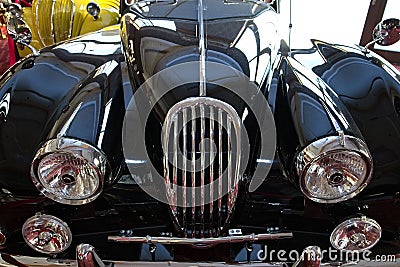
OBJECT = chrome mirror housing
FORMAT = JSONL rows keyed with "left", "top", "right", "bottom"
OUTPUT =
{"left": 6, "top": 3, "right": 22, "bottom": 18}
{"left": 7, "top": 17, "right": 32, "bottom": 45}
{"left": 6, "top": 15, "right": 39, "bottom": 56}
{"left": 372, "top": 18, "right": 400, "bottom": 46}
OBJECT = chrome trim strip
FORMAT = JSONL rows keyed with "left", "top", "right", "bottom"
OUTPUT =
{"left": 200, "top": 104, "right": 205, "bottom": 237}
{"left": 69, "top": 0, "right": 75, "bottom": 39}
{"left": 50, "top": 0, "right": 56, "bottom": 43}
{"left": 182, "top": 108, "right": 187, "bottom": 235}
{"left": 163, "top": 133, "right": 170, "bottom": 196}
{"left": 217, "top": 108, "right": 223, "bottom": 236}
{"left": 172, "top": 117, "right": 178, "bottom": 214}
{"left": 209, "top": 106, "right": 214, "bottom": 225}
{"left": 198, "top": 0, "right": 206, "bottom": 96}
{"left": 191, "top": 105, "right": 196, "bottom": 237}
{"left": 217, "top": 108, "right": 223, "bottom": 235}
{"left": 35, "top": 0, "right": 44, "bottom": 46}
{"left": 108, "top": 232, "right": 293, "bottom": 245}
{"left": 227, "top": 116, "right": 232, "bottom": 213}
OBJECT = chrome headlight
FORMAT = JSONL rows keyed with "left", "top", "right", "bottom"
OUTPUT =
{"left": 330, "top": 216, "right": 381, "bottom": 251}
{"left": 296, "top": 135, "right": 373, "bottom": 203}
{"left": 31, "top": 138, "right": 109, "bottom": 205}
{"left": 22, "top": 214, "right": 72, "bottom": 254}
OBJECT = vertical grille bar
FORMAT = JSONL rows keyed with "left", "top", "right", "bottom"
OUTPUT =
{"left": 172, "top": 117, "right": 178, "bottom": 215}
{"left": 200, "top": 105, "right": 205, "bottom": 237}
{"left": 209, "top": 106, "right": 214, "bottom": 227}
{"left": 182, "top": 109, "right": 187, "bottom": 236}
{"left": 191, "top": 106, "right": 196, "bottom": 237}
{"left": 227, "top": 117, "right": 233, "bottom": 213}
{"left": 217, "top": 108, "right": 223, "bottom": 236}
{"left": 163, "top": 124, "right": 170, "bottom": 199}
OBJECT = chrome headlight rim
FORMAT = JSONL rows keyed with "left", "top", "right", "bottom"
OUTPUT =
{"left": 31, "top": 137, "right": 110, "bottom": 205}
{"left": 296, "top": 135, "right": 373, "bottom": 203}
{"left": 22, "top": 213, "right": 72, "bottom": 254}
{"left": 330, "top": 216, "right": 382, "bottom": 251}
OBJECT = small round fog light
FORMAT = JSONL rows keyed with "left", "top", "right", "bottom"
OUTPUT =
{"left": 22, "top": 214, "right": 72, "bottom": 254}
{"left": 330, "top": 216, "right": 381, "bottom": 251}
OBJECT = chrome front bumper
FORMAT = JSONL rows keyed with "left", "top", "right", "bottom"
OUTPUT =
{"left": 0, "top": 244, "right": 323, "bottom": 267}
{"left": 108, "top": 232, "right": 293, "bottom": 245}
{"left": 1, "top": 246, "right": 399, "bottom": 267}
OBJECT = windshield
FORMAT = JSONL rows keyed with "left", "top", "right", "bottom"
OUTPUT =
{"left": 130, "top": 0, "right": 271, "bottom": 21}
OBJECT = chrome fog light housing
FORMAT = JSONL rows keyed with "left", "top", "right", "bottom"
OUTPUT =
{"left": 296, "top": 135, "right": 373, "bottom": 203}
{"left": 31, "top": 138, "right": 109, "bottom": 205}
{"left": 330, "top": 216, "right": 381, "bottom": 251}
{"left": 22, "top": 214, "right": 72, "bottom": 254}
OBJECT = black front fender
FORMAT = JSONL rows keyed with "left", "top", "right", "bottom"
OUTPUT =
{"left": 0, "top": 28, "right": 125, "bottom": 194}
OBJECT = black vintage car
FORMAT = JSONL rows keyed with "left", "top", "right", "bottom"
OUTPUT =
{"left": 0, "top": 0, "right": 399, "bottom": 266}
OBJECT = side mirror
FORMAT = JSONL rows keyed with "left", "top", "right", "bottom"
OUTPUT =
{"left": 6, "top": 3, "right": 22, "bottom": 18}
{"left": 7, "top": 17, "right": 31, "bottom": 45}
{"left": 372, "top": 18, "right": 400, "bottom": 46}
{"left": 7, "top": 17, "right": 39, "bottom": 55}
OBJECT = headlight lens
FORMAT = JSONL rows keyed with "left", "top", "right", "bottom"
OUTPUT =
{"left": 31, "top": 138, "right": 109, "bottom": 205}
{"left": 296, "top": 135, "right": 372, "bottom": 203}
{"left": 330, "top": 216, "right": 381, "bottom": 251}
{"left": 22, "top": 214, "right": 72, "bottom": 254}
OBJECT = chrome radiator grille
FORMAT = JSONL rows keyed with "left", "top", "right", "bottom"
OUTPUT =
{"left": 35, "top": 0, "right": 75, "bottom": 46}
{"left": 162, "top": 97, "right": 242, "bottom": 238}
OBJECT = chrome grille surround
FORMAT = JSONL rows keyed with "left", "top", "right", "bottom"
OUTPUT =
{"left": 35, "top": 0, "right": 75, "bottom": 46}
{"left": 162, "top": 97, "right": 243, "bottom": 238}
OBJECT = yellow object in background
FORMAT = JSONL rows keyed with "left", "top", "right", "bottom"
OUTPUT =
{"left": 18, "top": 0, "right": 119, "bottom": 57}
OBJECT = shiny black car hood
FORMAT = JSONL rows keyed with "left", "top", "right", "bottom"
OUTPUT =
{"left": 130, "top": 0, "right": 271, "bottom": 21}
